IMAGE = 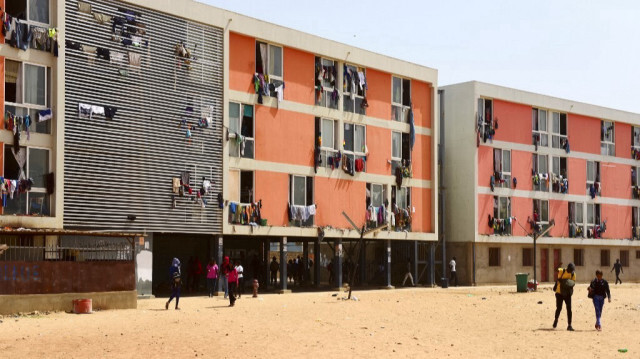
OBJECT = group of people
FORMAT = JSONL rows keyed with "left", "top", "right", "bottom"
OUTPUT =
{"left": 553, "top": 262, "right": 619, "bottom": 331}
{"left": 269, "top": 256, "right": 313, "bottom": 286}
{"left": 165, "top": 256, "right": 245, "bottom": 309}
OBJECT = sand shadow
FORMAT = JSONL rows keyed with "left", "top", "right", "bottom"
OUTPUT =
{"left": 534, "top": 328, "right": 592, "bottom": 333}
{"left": 206, "top": 305, "right": 234, "bottom": 309}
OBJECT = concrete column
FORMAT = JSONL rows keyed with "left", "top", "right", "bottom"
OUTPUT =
{"left": 334, "top": 239, "right": 342, "bottom": 289}
{"left": 359, "top": 240, "right": 366, "bottom": 285}
{"left": 314, "top": 239, "right": 320, "bottom": 287}
{"left": 429, "top": 242, "right": 436, "bottom": 287}
{"left": 386, "top": 239, "right": 392, "bottom": 288}
{"left": 214, "top": 236, "right": 223, "bottom": 296}
{"left": 303, "top": 241, "right": 309, "bottom": 285}
{"left": 279, "top": 237, "right": 287, "bottom": 291}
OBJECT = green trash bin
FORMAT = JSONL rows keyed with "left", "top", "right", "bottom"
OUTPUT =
{"left": 515, "top": 273, "right": 529, "bottom": 293}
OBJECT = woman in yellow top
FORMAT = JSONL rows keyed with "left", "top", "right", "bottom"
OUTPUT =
{"left": 553, "top": 262, "right": 576, "bottom": 331}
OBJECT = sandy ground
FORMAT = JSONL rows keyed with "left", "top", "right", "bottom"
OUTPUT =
{"left": 0, "top": 283, "right": 638, "bottom": 358}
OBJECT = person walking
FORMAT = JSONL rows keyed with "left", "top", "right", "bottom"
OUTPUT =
{"left": 588, "top": 269, "right": 611, "bottom": 331}
{"left": 166, "top": 258, "right": 182, "bottom": 310}
{"left": 611, "top": 259, "right": 623, "bottom": 284}
{"left": 235, "top": 260, "right": 244, "bottom": 298}
{"left": 220, "top": 256, "right": 232, "bottom": 299}
{"left": 228, "top": 261, "right": 240, "bottom": 307}
{"left": 402, "top": 258, "right": 415, "bottom": 286}
{"left": 206, "top": 259, "right": 218, "bottom": 298}
{"left": 553, "top": 262, "right": 576, "bottom": 331}
{"left": 449, "top": 257, "right": 458, "bottom": 286}
{"left": 269, "top": 256, "right": 279, "bottom": 286}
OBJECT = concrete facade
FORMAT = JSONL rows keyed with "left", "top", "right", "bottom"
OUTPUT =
{"left": 0, "top": 290, "right": 137, "bottom": 315}
{"left": 441, "top": 81, "right": 640, "bottom": 285}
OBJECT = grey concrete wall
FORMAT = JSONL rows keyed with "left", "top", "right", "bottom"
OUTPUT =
{"left": 0, "top": 290, "right": 137, "bottom": 315}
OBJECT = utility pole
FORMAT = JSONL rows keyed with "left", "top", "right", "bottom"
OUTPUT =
{"left": 517, "top": 219, "right": 554, "bottom": 290}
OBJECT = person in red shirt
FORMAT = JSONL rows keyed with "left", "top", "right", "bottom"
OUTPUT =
{"left": 228, "top": 261, "right": 240, "bottom": 307}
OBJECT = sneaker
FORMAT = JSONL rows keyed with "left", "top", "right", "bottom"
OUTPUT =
{"left": 175, "top": 307, "right": 180, "bottom": 310}
{"left": 552, "top": 319, "right": 558, "bottom": 329}
{"left": 567, "top": 326, "right": 574, "bottom": 331}
{"left": 165, "top": 301, "right": 169, "bottom": 310}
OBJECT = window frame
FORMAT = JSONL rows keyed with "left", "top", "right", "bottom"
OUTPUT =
{"left": 493, "top": 196, "right": 512, "bottom": 235}
{"left": 532, "top": 108, "right": 549, "bottom": 147}
{"left": 343, "top": 63, "right": 366, "bottom": 114}
{"left": 289, "top": 175, "right": 314, "bottom": 227}
{"left": 522, "top": 248, "right": 533, "bottom": 267}
{"left": 601, "top": 120, "right": 615, "bottom": 156}
{"left": 574, "top": 248, "right": 584, "bottom": 266}
{"left": 228, "top": 102, "right": 255, "bottom": 159}
{"left": 315, "top": 56, "right": 338, "bottom": 109}
{"left": 633, "top": 207, "right": 640, "bottom": 240}
{"left": 343, "top": 122, "right": 366, "bottom": 171}
{"left": 568, "top": 202, "right": 584, "bottom": 238}
{"left": 586, "top": 203, "right": 601, "bottom": 236}
{"left": 586, "top": 160, "right": 600, "bottom": 191}
{"left": 532, "top": 153, "right": 549, "bottom": 192}
{"left": 366, "top": 183, "right": 387, "bottom": 209}
{"left": 239, "top": 170, "right": 254, "bottom": 204}
{"left": 551, "top": 156, "right": 568, "bottom": 193}
{"left": 620, "top": 250, "right": 629, "bottom": 267}
{"left": 255, "top": 41, "right": 283, "bottom": 90}
{"left": 600, "top": 249, "right": 610, "bottom": 267}
{"left": 493, "top": 148, "right": 511, "bottom": 188}
{"left": 5, "top": 60, "right": 49, "bottom": 109}
{"left": 391, "top": 131, "right": 402, "bottom": 162}
{"left": 632, "top": 126, "right": 640, "bottom": 158}
{"left": 391, "top": 76, "right": 411, "bottom": 122}
{"left": 533, "top": 199, "right": 549, "bottom": 235}
{"left": 2, "top": 144, "right": 51, "bottom": 216}
{"left": 551, "top": 111, "right": 568, "bottom": 149}
{"left": 6, "top": 0, "right": 51, "bottom": 26}
{"left": 319, "top": 117, "right": 339, "bottom": 169}
{"left": 489, "top": 247, "right": 501, "bottom": 267}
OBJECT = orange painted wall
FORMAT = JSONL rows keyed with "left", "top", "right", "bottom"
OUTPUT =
{"left": 600, "top": 162, "right": 630, "bottom": 199}
{"left": 366, "top": 69, "right": 391, "bottom": 121}
{"left": 568, "top": 113, "right": 600, "bottom": 155}
{"left": 365, "top": 126, "right": 391, "bottom": 176}
{"left": 512, "top": 149, "right": 532, "bottom": 191}
{"left": 601, "top": 204, "right": 631, "bottom": 239}
{"left": 478, "top": 145, "right": 493, "bottom": 187}
{"left": 411, "top": 80, "right": 432, "bottom": 129}
{"left": 412, "top": 134, "right": 432, "bottom": 181}
{"left": 229, "top": 32, "right": 255, "bottom": 93}
{"left": 411, "top": 187, "right": 431, "bottom": 232}
{"left": 283, "top": 47, "right": 314, "bottom": 105}
{"left": 315, "top": 177, "right": 365, "bottom": 229}
{"left": 254, "top": 171, "right": 290, "bottom": 226}
{"left": 255, "top": 107, "right": 314, "bottom": 167}
{"left": 567, "top": 157, "right": 586, "bottom": 196}
{"left": 493, "top": 99, "right": 532, "bottom": 145}
{"left": 478, "top": 194, "right": 493, "bottom": 235}
{"left": 615, "top": 122, "right": 631, "bottom": 159}
{"left": 549, "top": 200, "right": 569, "bottom": 237}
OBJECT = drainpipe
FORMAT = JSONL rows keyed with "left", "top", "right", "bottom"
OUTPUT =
{"left": 438, "top": 89, "right": 446, "bottom": 286}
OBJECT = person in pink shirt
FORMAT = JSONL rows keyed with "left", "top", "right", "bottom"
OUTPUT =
{"left": 206, "top": 259, "right": 219, "bottom": 298}
{"left": 227, "top": 261, "right": 240, "bottom": 307}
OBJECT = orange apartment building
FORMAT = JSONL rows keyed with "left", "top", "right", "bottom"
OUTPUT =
{"left": 442, "top": 82, "right": 640, "bottom": 285}
{"left": 223, "top": 19, "right": 438, "bottom": 290}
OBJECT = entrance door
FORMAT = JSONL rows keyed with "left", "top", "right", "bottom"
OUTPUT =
{"left": 540, "top": 248, "right": 548, "bottom": 282}
{"left": 553, "top": 249, "right": 562, "bottom": 273}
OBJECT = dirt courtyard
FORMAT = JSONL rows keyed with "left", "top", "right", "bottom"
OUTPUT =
{"left": 0, "top": 283, "right": 638, "bottom": 358}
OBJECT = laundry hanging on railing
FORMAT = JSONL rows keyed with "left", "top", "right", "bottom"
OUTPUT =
{"left": 78, "top": 103, "right": 117, "bottom": 120}
{"left": 366, "top": 204, "right": 387, "bottom": 227}
{"left": 287, "top": 203, "right": 316, "bottom": 222}
{"left": 2, "top": 12, "right": 58, "bottom": 55}
{"left": 552, "top": 174, "right": 569, "bottom": 194}
{"left": 230, "top": 200, "right": 263, "bottom": 225}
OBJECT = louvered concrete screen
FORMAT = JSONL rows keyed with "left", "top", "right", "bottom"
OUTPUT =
{"left": 64, "top": 0, "right": 224, "bottom": 233}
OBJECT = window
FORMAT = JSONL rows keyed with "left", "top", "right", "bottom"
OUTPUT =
{"left": 532, "top": 154, "right": 548, "bottom": 192}
{"left": 636, "top": 250, "right": 640, "bottom": 259}
{"left": 493, "top": 196, "right": 511, "bottom": 235}
{"left": 522, "top": 248, "right": 533, "bottom": 267}
{"left": 600, "top": 249, "right": 610, "bottom": 267}
{"left": 568, "top": 202, "right": 584, "bottom": 238}
{"left": 316, "top": 118, "right": 339, "bottom": 169}
{"left": 601, "top": 120, "right": 615, "bottom": 156}
{"left": 477, "top": 98, "right": 494, "bottom": 142}
{"left": 6, "top": 0, "right": 49, "bottom": 24}
{"left": 343, "top": 123, "right": 366, "bottom": 171}
{"left": 366, "top": 183, "right": 387, "bottom": 208}
{"left": 586, "top": 161, "right": 600, "bottom": 192}
{"left": 634, "top": 207, "right": 640, "bottom": 240}
{"left": 632, "top": 126, "right": 640, "bottom": 159}
{"left": 315, "top": 57, "right": 338, "bottom": 109}
{"left": 343, "top": 64, "right": 366, "bottom": 114}
{"left": 391, "top": 131, "right": 411, "bottom": 175}
{"left": 239, "top": 171, "right": 254, "bottom": 204}
{"left": 228, "top": 102, "right": 254, "bottom": 159}
{"left": 620, "top": 250, "right": 629, "bottom": 267}
{"left": 391, "top": 186, "right": 411, "bottom": 231}
{"left": 574, "top": 249, "right": 584, "bottom": 266}
{"left": 256, "top": 41, "right": 283, "bottom": 94}
{"left": 533, "top": 199, "right": 549, "bottom": 235}
{"left": 493, "top": 149, "right": 511, "bottom": 188}
{"left": 391, "top": 76, "right": 411, "bottom": 122}
{"left": 4, "top": 60, "right": 51, "bottom": 134}
{"left": 3, "top": 145, "right": 50, "bottom": 216}
{"left": 551, "top": 112, "right": 568, "bottom": 149}
{"left": 532, "top": 108, "right": 548, "bottom": 147}
{"left": 633, "top": 167, "right": 640, "bottom": 199}
{"left": 551, "top": 156, "right": 568, "bottom": 193}
{"left": 289, "top": 175, "right": 314, "bottom": 227}
{"left": 489, "top": 247, "right": 501, "bottom": 267}
{"left": 586, "top": 203, "right": 601, "bottom": 237}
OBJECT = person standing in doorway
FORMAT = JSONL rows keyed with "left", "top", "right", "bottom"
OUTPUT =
{"left": 270, "top": 256, "right": 279, "bottom": 286}
{"left": 589, "top": 269, "right": 611, "bottom": 331}
{"left": 327, "top": 259, "right": 334, "bottom": 285}
{"left": 611, "top": 259, "right": 623, "bottom": 284}
{"left": 220, "top": 256, "right": 232, "bottom": 299}
{"left": 228, "top": 261, "right": 239, "bottom": 307}
{"left": 235, "top": 260, "right": 244, "bottom": 298}
{"left": 553, "top": 262, "right": 576, "bottom": 331}
{"left": 402, "top": 257, "right": 415, "bottom": 286}
{"left": 449, "top": 257, "right": 458, "bottom": 286}
{"left": 166, "top": 258, "right": 182, "bottom": 310}
{"left": 206, "top": 259, "right": 218, "bottom": 298}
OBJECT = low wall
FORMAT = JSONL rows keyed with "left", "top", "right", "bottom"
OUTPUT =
{"left": 0, "top": 290, "right": 137, "bottom": 315}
